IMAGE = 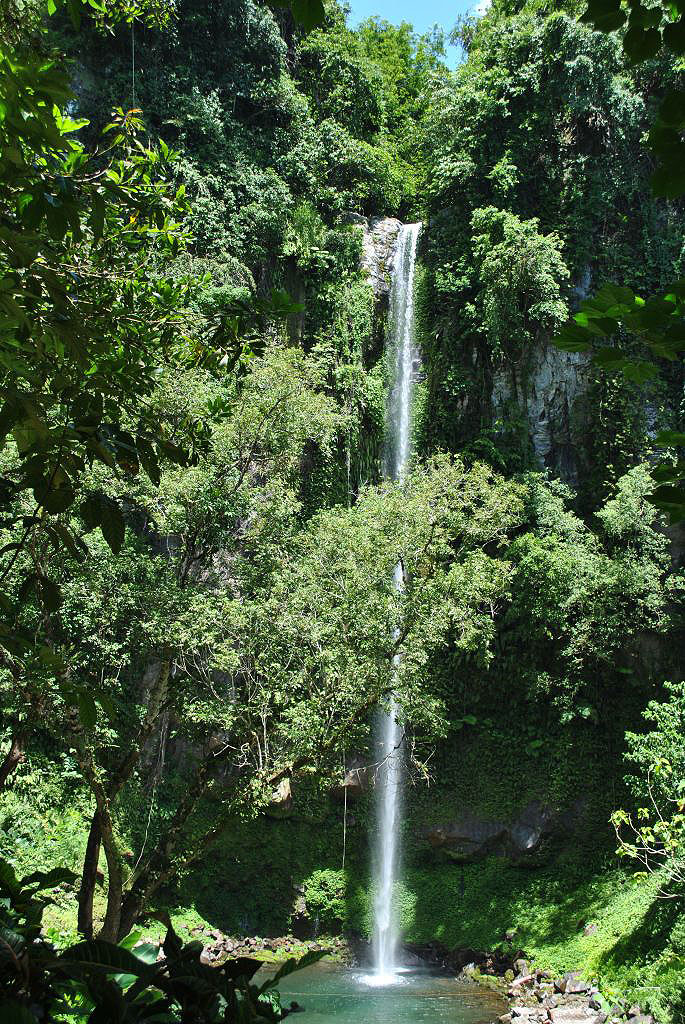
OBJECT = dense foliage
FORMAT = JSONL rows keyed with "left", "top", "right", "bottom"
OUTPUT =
{"left": 419, "top": 0, "right": 684, "bottom": 504}
{"left": 2, "top": 0, "right": 685, "bottom": 1022}
{"left": 0, "top": 855, "right": 323, "bottom": 1021}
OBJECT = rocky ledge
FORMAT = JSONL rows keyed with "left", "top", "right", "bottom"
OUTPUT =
{"left": 422, "top": 799, "right": 582, "bottom": 865}
{"left": 188, "top": 928, "right": 347, "bottom": 966}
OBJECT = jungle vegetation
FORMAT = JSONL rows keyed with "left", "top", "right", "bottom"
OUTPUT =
{"left": 1, "top": 0, "right": 685, "bottom": 1021}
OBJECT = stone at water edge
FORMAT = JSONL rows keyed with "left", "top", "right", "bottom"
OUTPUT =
{"left": 555, "top": 973, "right": 591, "bottom": 995}
{"left": 564, "top": 975, "right": 592, "bottom": 995}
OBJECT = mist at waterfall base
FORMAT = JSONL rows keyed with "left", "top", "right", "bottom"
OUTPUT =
{"left": 368, "top": 222, "right": 421, "bottom": 986}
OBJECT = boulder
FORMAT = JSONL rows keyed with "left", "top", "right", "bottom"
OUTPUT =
{"left": 563, "top": 972, "right": 591, "bottom": 995}
{"left": 331, "top": 756, "right": 368, "bottom": 802}
{"left": 266, "top": 776, "right": 293, "bottom": 818}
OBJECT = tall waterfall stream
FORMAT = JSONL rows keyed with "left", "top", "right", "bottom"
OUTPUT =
{"left": 258, "top": 221, "right": 506, "bottom": 1022}
{"left": 371, "top": 222, "right": 422, "bottom": 983}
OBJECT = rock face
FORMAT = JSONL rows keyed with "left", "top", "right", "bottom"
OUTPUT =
{"left": 344, "top": 213, "right": 403, "bottom": 299}
{"left": 423, "top": 800, "right": 572, "bottom": 863}
{"left": 491, "top": 344, "right": 590, "bottom": 483}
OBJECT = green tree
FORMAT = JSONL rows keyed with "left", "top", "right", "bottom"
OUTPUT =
{"left": 612, "top": 681, "right": 685, "bottom": 896}
{"left": 470, "top": 206, "right": 570, "bottom": 381}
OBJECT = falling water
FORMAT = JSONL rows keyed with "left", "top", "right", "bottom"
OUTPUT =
{"left": 371, "top": 222, "right": 421, "bottom": 984}
{"left": 386, "top": 223, "right": 421, "bottom": 488}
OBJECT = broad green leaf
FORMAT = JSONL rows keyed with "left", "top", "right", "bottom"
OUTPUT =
{"left": 49, "top": 522, "right": 86, "bottom": 562}
{"left": 289, "top": 0, "right": 326, "bottom": 31}
{"left": 651, "top": 463, "right": 685, "bottom": 483}
{"left": 96, "top": 693, "right": 116, "bottom": 724}
{"left": 81, "top": 493, "right": 103, "bottom": 530}
{"left": 131, "top": 941, "right": 160, "bottom": 965}
{"left": 554, "top": 323, "right": 592, "bottom": 352}
{"left": 39, "top": 576, "right": 62, "bottom": 612}
{"left": 649, "top": 485, "right": 685, "bottom": 520}
{"left": 0, "top": 926, "right": 25, "bottom": 961}
{"left": 136, "top": 438, "right": 161, "bottom": 486}
{"left": 659, "top": 89, "right": 685, "bottom": 128}
{"left": 648, "top": 123, "right": 684, "bottom": 158}
{"left": 40, "top": 484, "right": 76, "bottom": 515}
{"left": 0, "top": 1001, "right": 38, "bottom": 1023}
{"left": 37, "top": 645, "right": 66, "bottom": 670}
{"left": 621, "top": 360, "right": 659, "bottom": 383}
{"left": 118, "top": 931, "right": 144, "bottom": 951}
{"left": 55, "top": 939, "right": 156, "bottom": 976}
{"left": 624, "top": 25, "right": 661, "bottom": 62}
{"left": 77, "top": 691, "right": 97, "bottom": 729}
{"left": 0, "top": 859, "right": 20, "bottom": 895}
{"left": 651, "top": 161, "right": 685, "bottom": 197}
{"left": 664, "top": 18, "right": 685, "bottom": 52}
{"left": 100, "top": 498, "right": 125, "bottom": 554}
{"left": 23, "top": 866, "right": 77, "bottom": 891}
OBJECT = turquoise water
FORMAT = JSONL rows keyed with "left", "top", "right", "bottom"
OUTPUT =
{"left": 262, "top": 962, "right": 506, "bottom": 1024}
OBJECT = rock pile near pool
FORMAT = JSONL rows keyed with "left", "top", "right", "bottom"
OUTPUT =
{"left": 188, "top": 928, "right": 345, "bottom": 965}
{"left": 467, "top": 961, "right": 658, "bottom": 1024}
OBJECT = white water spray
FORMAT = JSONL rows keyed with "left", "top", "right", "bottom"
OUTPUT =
{"left": 370, "top": 222, "right": 421, "bottom": 985}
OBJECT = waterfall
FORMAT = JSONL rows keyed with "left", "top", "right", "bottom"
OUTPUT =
{"left": 386, "top": 223, "right": 421, "bottom": 487}
{"left": 371, "top": 222, "right": 421, "bottom": 984}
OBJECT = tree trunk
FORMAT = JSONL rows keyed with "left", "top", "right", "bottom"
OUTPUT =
{"left": 118, "top": 889, "right": 144, "bottom": 942}
{"left": 0, "top": 732, "right": 25, "bottom": 790}
{"left": 78, "top": 812, "right": 102, "bottom": 938}
{"left": 97, "top": 818, "right": 124, "bottom": 943}
{"left": 72, "top": 742, "right": 125, "bottom": 943}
